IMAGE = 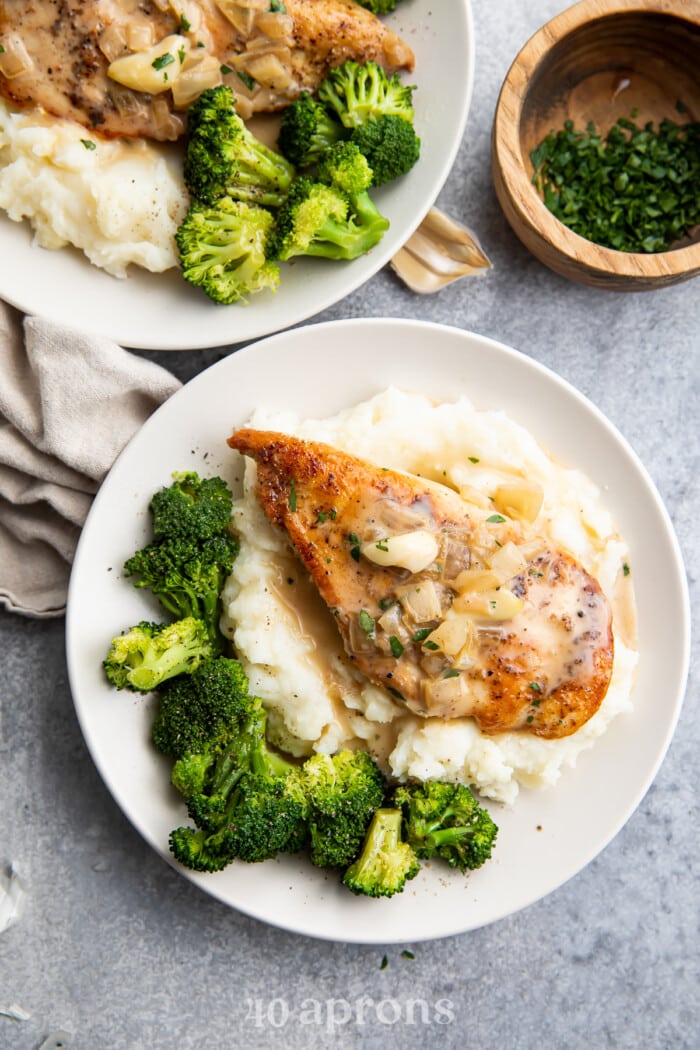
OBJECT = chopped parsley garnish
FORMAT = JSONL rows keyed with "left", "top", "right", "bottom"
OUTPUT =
{"left": 270, "top": 0, "right": 287, "bottom": 10}
{"left": 389, "top": 636, "right": 404, "bottom": 658}
{"left": 531, "top": 114, "right": 700, "bottom": 253}
{"left": 347, "top": 532, "right": 361, "bottom": 562}
{"left": 623, "top": 562, "right": 631, "bottom": 576}
{"left": 401, "top": 950, "right": 415, "bottom": 960}
{"left": 152, "top": 52, "right": 175, "bottom": 71}
{"left": 316, "top": 510, "right": 327, "bottom": 524}
{"left": 529, "top": 682, "right": 542, "bottom": 693}
{"left": 288, "top": 477, "right": 297, "bottom": 511}
{"left": 423, "top": 640, "right": 440, "bottom": 651}
{"left": 80, "top": 139, "right": 97, "bottom": 151}
{"left": 220, "top": 64, "right": 233, "bottom": 75}
{"left": 468, "top": 456, "right": 480, "bottom": 464}
{"left": 486, "top": 514, "right": 506, "bottom": 524}
{"left": 380, "top": 954, "right": 388, "bottom": 970}
{"left": 412, "top": 628, "right": 433, "bottom": 643}
{"left": 375, "top": 539, "right": 389, "bottom": 552}
{"left": 378, "top": 596, "right": 397, "bottom": 611}
{"left": 180, "top": 14, "right": 191, "bottom": 30}
{"left": 237, "top": 71, "right": 256, "bottom": 91}
{"left": 443, "top": 669, "right": 460, "bottom": 679}
{"left": 358, "top": 609, "right": 375, "bottom": 636}
{"left": 387, "top": 686, "right": 405, "bottom": 701}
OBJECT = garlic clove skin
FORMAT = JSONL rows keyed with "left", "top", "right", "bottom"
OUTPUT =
{"left": 390, "top": 206, "right": 492, "bottom": 294}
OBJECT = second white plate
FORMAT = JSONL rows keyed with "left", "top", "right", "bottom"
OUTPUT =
{"left": 0, "top": 2, "right": 474, "bottom": 349}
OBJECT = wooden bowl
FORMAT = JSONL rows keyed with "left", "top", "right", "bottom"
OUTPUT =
{"left": 492, "top": 0, "right": 700, "bottom": 290}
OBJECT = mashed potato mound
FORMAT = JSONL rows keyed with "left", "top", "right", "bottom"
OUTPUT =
{"left": 0, "top": 99, "right": 186, "bottom": 277}
{"left": 221, "top": 388, "right": 638, "bottom": 804}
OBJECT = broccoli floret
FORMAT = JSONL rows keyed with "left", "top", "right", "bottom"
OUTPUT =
{"left": 318, "top": 60, "right": 415, "bottom": 129}
{"left": 392, "top": 781, "right": 498, "bottom": 871}
{"left": 278, "top": 92, "right": 345, "bottom": 168}
{"left": 316, "top": 140, "right": 389, "bottom": 226}
{"left": 303, "top": 750, "right": 386, "bottom": 869}
{"left": 169, "top": 690, "right": 307, "bottom": 867}
{"left": 149, "top": 472, "right": 234, "bottom": 544}
{"left": 171, "top": 776, "right": 308, "bottom": 870}
{"left": 103, "top": 616, "right": 213, "bottom": 692}
{"left": 354, "top": 0, "right": 403, "bottom": 12}
{"left": 343, "top": 808, "right": 420, "bottom": 897}
{"left": 168, "top": 826, "right": 232, "bottom": 873}
{"left": 350, "top": 114, "right": 421, "bottom": 185}
{"left": 266, "top": 173, "right": 388, "bottom": 261}
{"left": 176, "top": 197, "right": 280, "bottom": 305}
{"left": 151, "top": 656, "right": 250, "bottom": 758}
{"left": 184, "top": 85, "right": 295, "bottom": 206}
{"left": 123, "top": 473, "right": 238, "bottom": 647}
{"left": 124, "top": 535, "right": 236, "bottom": 648}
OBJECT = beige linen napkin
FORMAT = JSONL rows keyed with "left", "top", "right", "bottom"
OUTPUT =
{"left": 0, "top": 301, "right": 181, "bottom": 617}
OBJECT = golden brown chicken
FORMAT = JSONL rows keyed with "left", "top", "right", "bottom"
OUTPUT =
{"left": 227, "top": 428, "right": 615, "bottom": 740}
{"left": 0, "top": 0, "right": 414, "bottom": 140}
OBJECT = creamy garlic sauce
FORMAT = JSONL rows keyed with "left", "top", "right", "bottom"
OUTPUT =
{"left": 221, "top": 389, "right": 639, "bottom": 804}
{"left": 267, "top": 558, "right": 358, "bottom": 744}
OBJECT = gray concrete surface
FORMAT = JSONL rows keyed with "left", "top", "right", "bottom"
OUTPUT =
{"left": 1, "top": 1, "right": 698, "bottom": 1048}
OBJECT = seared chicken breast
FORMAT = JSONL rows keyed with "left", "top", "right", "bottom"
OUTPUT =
{"left": 227, "top": 429, "right": 615, "bottom": 740}
{"left": 0, "top": 0, "right": 414, "bottom": 140}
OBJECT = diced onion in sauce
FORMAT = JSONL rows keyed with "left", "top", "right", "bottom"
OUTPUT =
{"left": 99, "top": 24, "right": 129, "bottom": 63}
{"left": 171, "top": 51, "right": 222, "bottom": 108}
{"left": 493, "top": 481, "right": 543, "bottom": 524}
{"left": 170, "top": 0, "right": 203, "bottom": 33}
{"left": 235, "top": 51, "right": 292, "bottom": 90}
{"left": 109, "top": 81, "right": 149, "bottom": 117}
{"left": 423, "top": 672, "right": 469, "bottom": 710}
{"left": 0, "top": 34, "right": 33, "bottom": 79}
{"left": 214, "top": 0, "right": 267, "bottom": 35}
{"left": 375, "top": 498, "right": 430, "bottom": 533}
{"left": 420, "top": 651, "right": 449, "bottom": 676}
{"left": 126, "top": 23, "right": 156, "bottom": 52}
{"left": 453, "top": 568, "right": 500, "bottom": 593}
{"left": 348, "top": 615, "right": 376, "bottom": 654}
{"left": 517, "top": 537, "right": 549, "bottom": 562}
{"left": 425, "top": 612, "right": 471, "bottom": 657}
{"left": 442, "top": 538, "right": 471, "bottom": 582}
{"left": 397, "top": 579, "right": 442, "bottom": 623}
{"left": 255, "top": 12, "right": 294, "bottom": 38}
{"left": 457, "top": 484, "right": 492, "bottom": 510}
{"left": 150, "top": 95, "right": 185, "bottom": 139}
{"left": 454, "top": 588, "right": 524, "bottom": 621}
{"left": 488, "top": 541, "right": 527, "bottom": 584}
{"left": 377, "top": 603, "right": 411, "bottom": 645}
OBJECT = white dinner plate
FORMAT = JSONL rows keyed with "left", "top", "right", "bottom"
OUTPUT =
{"left": 0, "top": 1, "right": 473, "bottom": 350}
{"left": 65, "top": 319, "right": 690, "bottom": 943}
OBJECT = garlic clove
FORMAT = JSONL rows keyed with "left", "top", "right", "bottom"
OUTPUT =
{"left": 390, "top": 206, "right": 492, "bottom": 294}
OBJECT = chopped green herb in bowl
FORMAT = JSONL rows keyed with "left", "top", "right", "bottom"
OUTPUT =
{"left": 530, "top": 114, "right": 700, "bottom": 254}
